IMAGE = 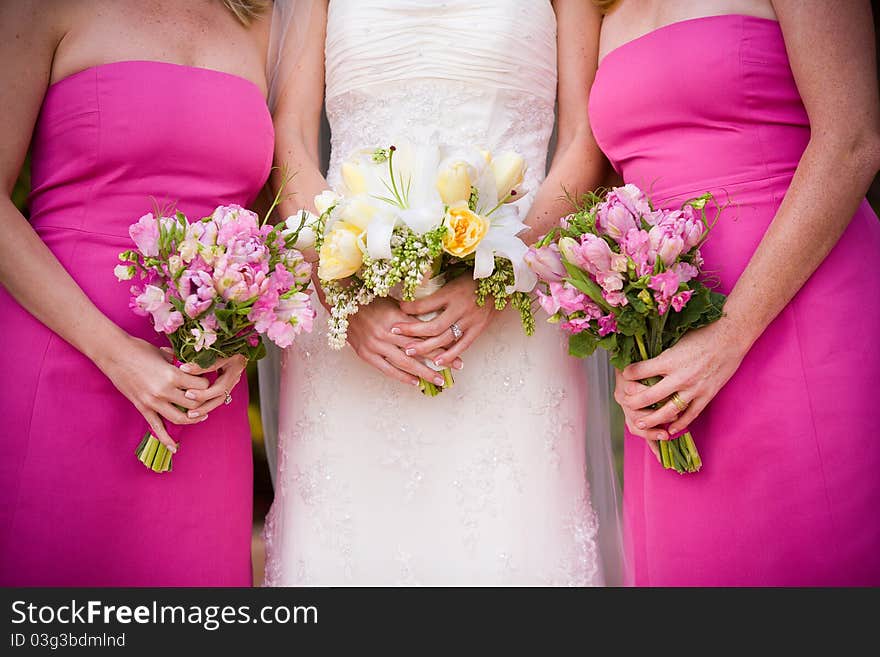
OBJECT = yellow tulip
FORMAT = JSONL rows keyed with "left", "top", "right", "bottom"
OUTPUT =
{"left": 436, "top": 161, "right": 472, "bottom": 206}
{"left": 318, "top": 221, "right": 364, "bottom": 280}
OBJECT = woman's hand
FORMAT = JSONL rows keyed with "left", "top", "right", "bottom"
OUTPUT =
{"left": 176, "top": 353, "right": 248, "bottom": 419}
{"left": 94, "top": 335, "right": 212, "bottom": 452}
{"left": 616, "top": 320, "right": 750, "bottom": 438}
{"left": 391, "top": 275, "right": 494, "bottom": 367}
{"left": 346, "top": 297, "right": 462, "bottom": 387}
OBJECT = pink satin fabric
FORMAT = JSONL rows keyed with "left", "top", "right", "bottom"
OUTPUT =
{"left": 590, "top": 16, "right": 880, "bottom": 585}
{"left": 0, "top": 61, "right": 274, "bottom": 585}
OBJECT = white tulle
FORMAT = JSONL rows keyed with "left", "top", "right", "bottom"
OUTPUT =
{"left": 260, "top": 0, "right": 624, "bottom": 586}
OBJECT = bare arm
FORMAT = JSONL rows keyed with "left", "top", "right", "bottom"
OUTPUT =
{"left": 269, "top": 1, "right": 449, "bottom": 386}
{"left": 0, "top": 2, "right": 211, "bottom": 449}
{"left": 270, "top": 0, "right": 329, "bottom": 263}
{"left": 620, "top": 0, "right": 880, "bottom": 438}
{"left": 523, "top": 0, "right": 608, "bottom": 241}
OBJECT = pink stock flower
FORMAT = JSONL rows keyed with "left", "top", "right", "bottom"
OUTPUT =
{"left": 247, "top": 334, "right": 261, "bottom": 348}
{"left": 184, "top": 294, "right": 212, "bottom": 318}
{"left": 536, "top": 287, "right": 560, "bottom": 316}
{"left": 191, "top": 320, "right": 218, "bottom": 352}
{"left": 648, "top": 270, "right": 681, "bottom": 299}
{"left": 525, "top": 243, "right": 567, "bottom": 282}
{"left": 561, "top": 317, "right": 593, "bottom": 334}
{"left": 129, "top": 213, "right": 160, "bottom": 257}
{"left": 212, "top": 255, "right": 269, "bottom": 302}
{"left": 597, "top": 270, "right": 625, "bottom": 292}
{"left": 597, "top": 314, "right": 618, "bottom": 337}
{"left": 648, "top": 270, "right": 684, "bottom": 315}
{"left": 551, "top": 281, "right": 589, "bottom": 314}
{"left": 248, "top": 265, "right": 315, "bottom": 349}
{"left": 135, "top": 284, "right": 183, "bottom": 333}
{"left": 672, "top": 262, "right": 699, "bottom": 284}
{"left": 602, "top": 290, "right": 629, "bottom": 308}
{"left": 671, "top": 290, "right": 694, "bottom": 312}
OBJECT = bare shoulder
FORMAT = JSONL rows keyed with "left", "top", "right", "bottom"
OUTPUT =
{"left": 0, "top": 0, "right": 72, "bottom": 47}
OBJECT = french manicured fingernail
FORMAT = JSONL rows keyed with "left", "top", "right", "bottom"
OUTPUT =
{"left": 391, "top": 327, "right": 401, "bottom": 335}
{"left": 434, "top": 376, "right": 445, "bottom": 386}
{"left": 188, "top": 410, "right": 200, "bottom": 418}
{"left": 637, "top": 421, "right": 646, "bottom": 429}
{"left": 405, "top": 348, "right": 416, "bottom": 356}
{"left": 184, "top": 390, "right": 197, "bottom": 400}
{"left": 169, "top": 445, "right": 177, "bottom": 454}
{"left": 434, "top": 359, "right": 443, "bottom": 366}
{"left": 180, "top": 363, "right": 196, "bottom": 373}
{"left": 656, "top": 432, "right": 666, "bottom": 440}
{"left": 412, "top": 379, "right": 421, "bottom": 386}
{"left": 453, "top": 361, "right": 463, "bottom": 370}
{"left": 201, "top": 415, "right": 209, "bottom": 422}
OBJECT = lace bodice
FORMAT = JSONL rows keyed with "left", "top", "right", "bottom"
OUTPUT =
{"left": 324, "top": 0, "right": 557, "bottom": 197}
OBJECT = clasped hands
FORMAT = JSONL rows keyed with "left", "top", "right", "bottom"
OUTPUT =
{"left": 345, "top": 275, "right": 494, "bottom": 387}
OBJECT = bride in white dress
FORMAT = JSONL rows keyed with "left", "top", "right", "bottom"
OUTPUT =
{"left": 261, "top": 0, "right": 622, "bottom": 586}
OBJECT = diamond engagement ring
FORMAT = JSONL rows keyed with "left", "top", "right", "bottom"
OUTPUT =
{"left": 224, "top": 390, "right": 232, "bottom": 405}
{"left": 450, "top": 323, "right": 463, "bottom": 342}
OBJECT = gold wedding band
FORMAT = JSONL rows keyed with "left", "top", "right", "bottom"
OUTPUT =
{"left": 670, "top": 392, "right": 688, "bottom": 413}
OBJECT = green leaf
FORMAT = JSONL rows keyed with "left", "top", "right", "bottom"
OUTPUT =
{"left": 609, "top": 334, "right": 637, "bottom": 370}
{"left": 194, "top": 350, "right": 217, "bottom": 369}
{"left": 568, "top": 331, "right": 600, "bottom": 359}
{"left": 562, "top": 262, "right": 612, "bottom": 312}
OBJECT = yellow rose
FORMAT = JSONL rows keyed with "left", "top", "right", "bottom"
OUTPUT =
{"left": 442, "top": 204, "right": 489, "bottom": 258}
{"left": 490, "top": 152, "right": 526, "bottom": 202}
{"left": 435, "top": 161, "right": 472, "bottom": 206}
{"left": 318, "top": 221, "right": 364, "bottom": 280}
{"left": 341, "top": 161, "right": 368, "bottom": 195}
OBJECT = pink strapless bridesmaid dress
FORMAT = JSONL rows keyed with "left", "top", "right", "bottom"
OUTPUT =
{"left": 0, "top": 61, "right": 274, "bottom": 586}
{"left": 589, "top": 15, "right": 880, "bottom": 586}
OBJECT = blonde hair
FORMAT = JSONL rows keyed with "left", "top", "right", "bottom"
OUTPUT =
{"left": 592, "top": 0, "right": 620, "bottom": 13}
{"left": 221, "top": 0, "right": 268, "bottom": 25}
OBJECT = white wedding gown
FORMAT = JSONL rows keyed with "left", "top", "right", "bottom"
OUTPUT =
{"left": 263, "top": 0, "right": 610, "bottom": 586}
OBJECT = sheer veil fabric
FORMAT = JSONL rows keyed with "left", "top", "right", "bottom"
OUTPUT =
{"left": 259, "top": 0, "right": 624, "bottom": 585}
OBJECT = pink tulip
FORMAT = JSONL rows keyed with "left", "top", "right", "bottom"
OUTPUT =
{"left": 596, "top": 200, "right": 638, "bottom": 241}
{"left": 525, "top": 244, "right": 567, "bottom": 282}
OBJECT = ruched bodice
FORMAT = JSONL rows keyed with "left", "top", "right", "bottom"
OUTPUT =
{"left": 324, "top": 0, "right": 557, "bottom": 197}
{"left": 590, "top": 15, "right": 808, "bottom": 201}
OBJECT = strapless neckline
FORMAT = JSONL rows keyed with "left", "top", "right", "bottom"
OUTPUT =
{"left": 598, "top": 13, "right": 780, "bottom": 70}
{"left": 48, "top": 59, "right": 266, "bottom": 98}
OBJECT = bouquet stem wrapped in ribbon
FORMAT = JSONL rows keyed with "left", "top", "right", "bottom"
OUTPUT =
{"left": 527, "top": 184, "right": 726, "bottom": 474}
{"left": 116, "top": 184, "right": 315, "bottom": 472}
{"left": 306, "top": 142, "right": 536, "bottom": 395}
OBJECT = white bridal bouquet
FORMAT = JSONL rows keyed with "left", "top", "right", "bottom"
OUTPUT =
{"left": 293, "top": 142, "right": 537, "bottom": 394}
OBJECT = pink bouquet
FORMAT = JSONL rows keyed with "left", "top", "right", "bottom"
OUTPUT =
{"left": 526, "top": 184, "right": 725, "bottom": 473}
{"left": 116, "top": 202, "right": 315, "bottom": 472}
